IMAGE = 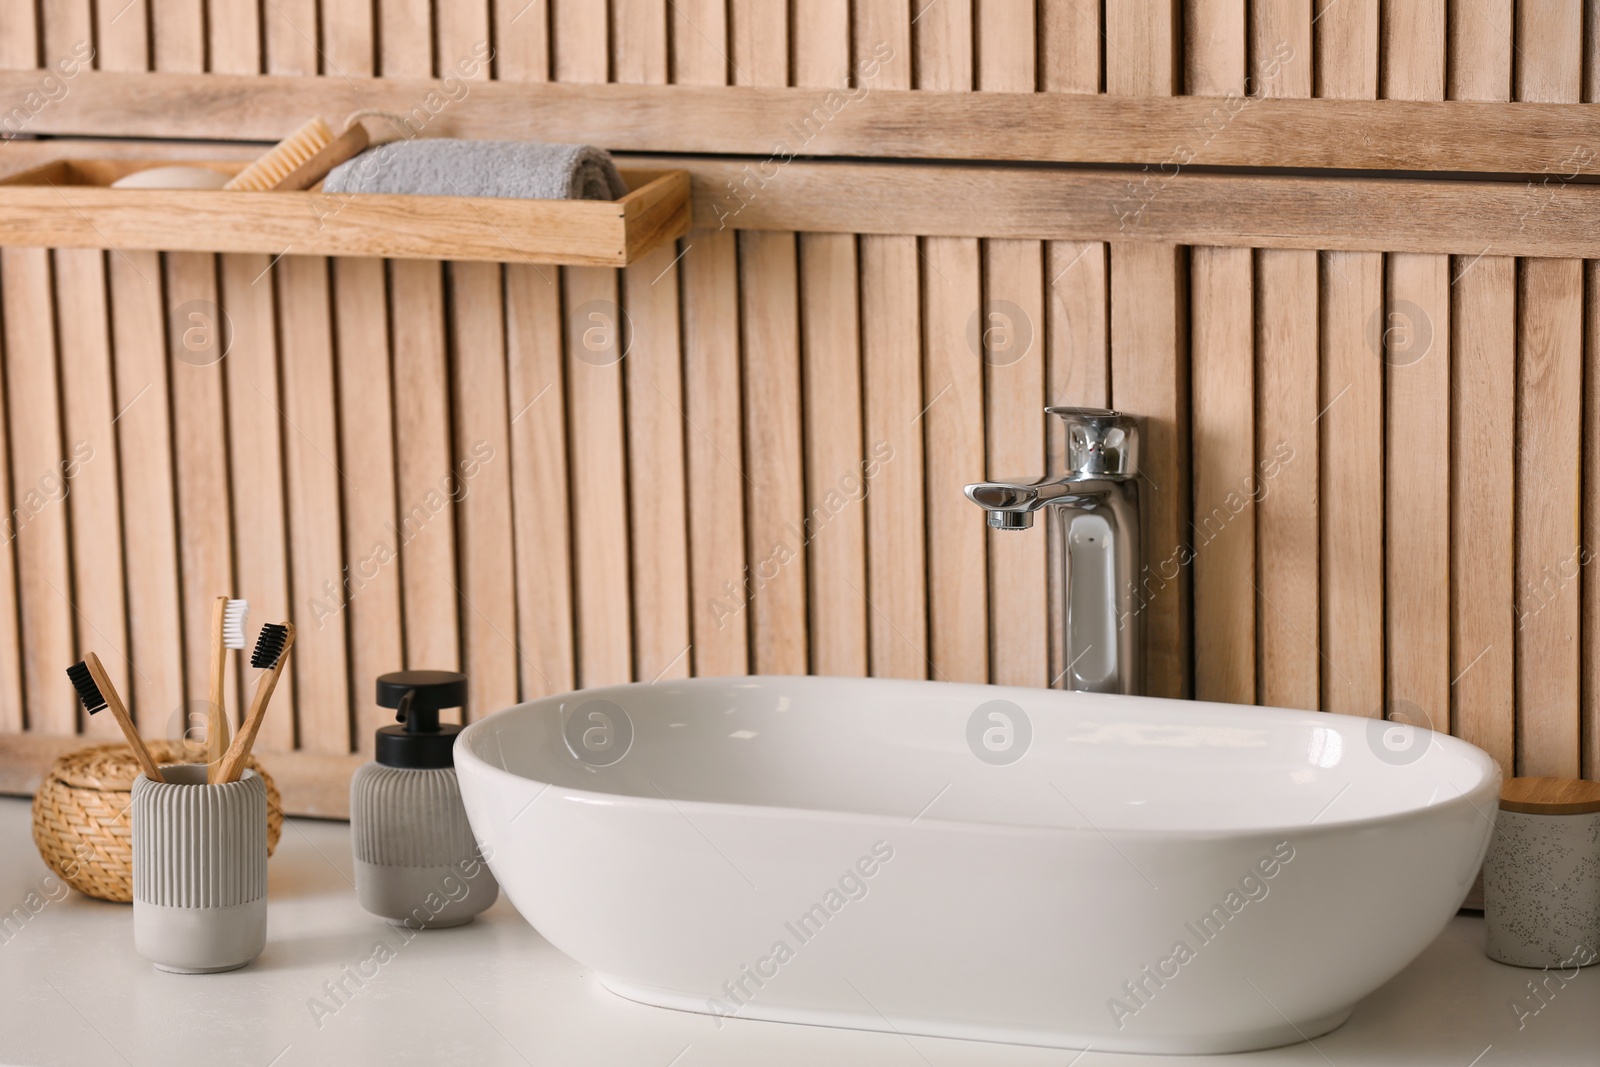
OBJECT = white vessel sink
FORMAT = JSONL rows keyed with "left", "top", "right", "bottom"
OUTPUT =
{"left": 455, "top": 676, "right": 1499, "bottom": 1054}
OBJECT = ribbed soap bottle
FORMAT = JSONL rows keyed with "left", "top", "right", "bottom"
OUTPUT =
{"left": 350, "top": 670, "right": 499, "bottom": 928}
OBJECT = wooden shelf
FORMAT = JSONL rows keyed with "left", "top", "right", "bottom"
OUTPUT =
{"left": 0, "top": 158, "right": 690, "bottom": 267}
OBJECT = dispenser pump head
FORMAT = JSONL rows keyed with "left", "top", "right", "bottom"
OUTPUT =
{"left": 374, "top": 670, "right": 469, "bottom": 768}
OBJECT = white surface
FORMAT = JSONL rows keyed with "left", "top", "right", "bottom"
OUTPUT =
{"left": 0, "top": 796, "right": 1595, "bottom": 1066}
{"left": 455, "top": 676, "right": 1501, "bottom": 1053}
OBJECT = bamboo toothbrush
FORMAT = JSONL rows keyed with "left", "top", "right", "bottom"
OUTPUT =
{"left": 206, "top": 597, "right": 249, "bottom": 782}
{"left": 215, "top": 623, "right": 295, "bottom": 784}
{"left": 67, "top": 653, "right": 164, "bottom": 783}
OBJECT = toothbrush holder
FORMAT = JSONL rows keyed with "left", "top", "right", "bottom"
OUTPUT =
{"left": 131, "top": 763, "right": 268, "bottom": 973}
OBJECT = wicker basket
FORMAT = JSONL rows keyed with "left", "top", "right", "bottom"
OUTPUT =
{"left": 31, "top": 740, "right": 282, "bottom": 903}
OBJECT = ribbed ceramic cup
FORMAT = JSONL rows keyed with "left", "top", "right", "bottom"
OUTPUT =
{"left": 132, "top": 763, "right": 268, "bottom": 973}
{"left": 350, "top": 763, "right": 498, "bottom": 928}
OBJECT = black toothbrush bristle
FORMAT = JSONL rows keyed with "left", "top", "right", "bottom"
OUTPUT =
{"left": 66, "top": 661, "right": 107, "bottom": 714}
{"left": 252, "top": 623, "right": 289, "bottom": 669}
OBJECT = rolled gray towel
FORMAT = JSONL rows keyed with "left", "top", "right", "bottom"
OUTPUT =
{"left": 323, "top": 139, "right": 629, "bottom": 201}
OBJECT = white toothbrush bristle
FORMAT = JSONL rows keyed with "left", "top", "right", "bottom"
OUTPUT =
{"left": 223, "top": 599, "right": 249, "bottom": 650}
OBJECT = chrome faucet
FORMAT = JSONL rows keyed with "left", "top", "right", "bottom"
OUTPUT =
{"left": 965, "top": 407, "right": 1142, "bottom": 695}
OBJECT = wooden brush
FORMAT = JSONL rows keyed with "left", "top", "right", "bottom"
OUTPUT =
{"left": 67, "top": 653, "right": 164, "bottom": 783}
{"left": 224, "top": 117, "right": 335, "bottom": 192}
{"left": 215, "top": 623, "right": 295, "bottom": 784}
{"left": 271, "top": 121, "right": 369, "bottom": 191}
{"left": 206, "top": 597, "right": 249, "bottom": 782}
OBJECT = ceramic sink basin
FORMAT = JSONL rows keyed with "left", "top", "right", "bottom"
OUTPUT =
{"left": 454, "top": 676, "right": 1499, "bottom": 1054}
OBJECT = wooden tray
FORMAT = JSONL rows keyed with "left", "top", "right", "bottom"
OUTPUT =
{"left": 0, "top": 158, "right": 690, "bottom": 267}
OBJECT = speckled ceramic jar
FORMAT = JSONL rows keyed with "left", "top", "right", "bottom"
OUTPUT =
{"left": 1484, "top": 777, "right": 1600, "bottom": 969}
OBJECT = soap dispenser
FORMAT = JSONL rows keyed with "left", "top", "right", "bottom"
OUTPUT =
{"left": 350, "top": 670, "right": 498, "bottom": 928}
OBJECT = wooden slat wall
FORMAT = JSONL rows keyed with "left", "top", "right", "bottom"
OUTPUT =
{"left": 0, "top": 0, "right": 1595, "bottom": 785}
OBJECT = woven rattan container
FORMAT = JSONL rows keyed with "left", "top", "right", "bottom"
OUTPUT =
{"left": 30, "top": 740, "right": 282, "bottom": 903}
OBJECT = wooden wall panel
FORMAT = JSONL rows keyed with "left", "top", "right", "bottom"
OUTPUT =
{"left": 1448, "top": 0, "right": 1514, "bottom": 774}
{"left": 855, "top": 0, "right": 927, "bottom": 682}
{"left": 1382, "top": 0, "right": 1452, "bottom": 738}
{"left": 1186, "top": 0, "right": 1253, "bottom": 707}
{"left": 1318, "top": 0, "right": 1384, "bottom": 721}
{"left": 0, "top": 0, "right": 1594, "bottom": 800}
{"left": 1107, "top": 1, "right": 1191, "bottom": 700}
{"left": 1512, "top": 2, "right": 1583, "bottom": 778}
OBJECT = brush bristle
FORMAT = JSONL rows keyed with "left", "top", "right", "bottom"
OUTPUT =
{"left": 223, "top": 117, "right": 334, "bottom": 192}
{"left": 66, "top": 661, "right": 106, "bottom": 714}
{"left": 251, "top": 624, "right": 289, "bottom": 669}
{"left": 224, "top": 599, "right": 249, "bottom": 650}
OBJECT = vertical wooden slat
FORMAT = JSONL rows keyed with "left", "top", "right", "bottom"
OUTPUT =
{"left": 497, "top": 0, "right": 572, "bottom": 699}
{"left": 1382, "top": 1, "right": 1451, "bottom": 734}
{"left": 217, "top": 256, "right": 293, "bottom": 752}
{"left": 553, "top": 0, "right": 608, "bottom": 81}
{"left": 379, "top": 0, "right": 433, "bottom": 78}
{"left": 40, "top": 0, "right": 91, "bottom": 67}
{"left": 321, "top": 0, "right": 375, "bottom": 78}
{"left": 796, "top": 0, "right": 867, "bottom": 679}
{"left": 555, "top": 0, "right": 630, "bottom": 688}
{"left": 494, "top": 0, "right": 548, "bottom": 81}
{"left": 97, "top": 0, "right": 148, "bottom": 72}
{"left": 1587, "top": 15, "right": 1600, "bottom": 779}
{"left": 1042, "top": 0, "right": 1107, "bottom": 687}
{"left": 151, "top": 0, "right": 203, "bottom": 72}
{"left": 449, "top": 262, "right": 519, "bottom": 718}
{"left": 380, "top": 3, "right": 460, "bottom": 688}
{"left": 439, "top": 0, "right": 516, "bottom": 719}
{"left": 616, "top": 1, "right": 691, "bottom": 684}
{"left": 505, "top": 263, "right": 577, "bottom": 697}
{"left": 1251, "top": 2, "right": 1318, "bottom": 711}
{"left": 1318, "top": 0, "right": 1383, "bottom": 719}
{"left": 165, "top": 251, "right": 236, "bottom": 744}
{"left": 738, "top": 232, "right": 808, "bottom": 674}
{"left": 1185, "top": 0, "right": 1253, "bottom": 707}
{"left": 390, "top": 259, "right": 461, "bottom": 675}
{"left": 276, "top": 257, "right": 350, "bottom": 752}
{"left": 326, "top": 0, "right": 399, "bottom": 748}
{"left": 614, "top": 6, "right": 689, "bottom": 684}
{"left": 1040, "top": 0, "right": 1101, "bottom": 92}
{"left": 729, "top": 0, "right": 806, "bottom": 675}
{"left": 564, "top": 265, "right": 633, "bottom": 687}
{"left": 53, "top": 250, "right": 128, "bottom": 740}
{"left": 264, "top": 0, "right": 318, "bottom": 75}
{"left": 918, "top": 0, "right": 987, "bottom": 685}
{"left": 2, "top": 250, "right": 75, "bottom": 734}
{"left": 1587, "top": 260, "right": 1600, "bottom": 778}
{"left": 978, "top": 2, "right": 1047, "bottom": 689}
{"left": 208, "top": 0, "right": 259, "bottom": 74}
{"left": 1512, "top": 1, "right": 1583, "bottom": 778}
{"left": 106, "top": 254, "right": 185, "bottom": 734}
{"left": 95, "top": 0, "right": 179, "bottom": 734}
{"left": 854, "top": 0, "right": 926, "bottom": 681}
{"left": 1106, "top": 1, "right": 1190, "bottom": 699}
{"left": 151, "top": 0, "right": 215, "bottom": 745}
{"left": 212, "top": 0, "right": 289, "bottom": 752}
{"left": 0, "top": 0, "right": 34, "bottom": 734}
{"left": 676, "top": 0, "right": 749, "bottom": 678}
{"left": 1447, "top": 0, "right": 1515, "bottom": 773}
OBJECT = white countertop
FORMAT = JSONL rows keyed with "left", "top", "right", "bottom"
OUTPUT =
{"left": 0, "top": 796, "right": 1593, "bottom": 1066}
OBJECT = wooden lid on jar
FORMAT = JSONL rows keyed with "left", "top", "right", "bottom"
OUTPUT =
{"left": 1499, "top": 777, "right": 1600, "bottom": 815}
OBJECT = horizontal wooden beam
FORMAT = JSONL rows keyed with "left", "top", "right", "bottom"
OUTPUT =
{"left": 5, "top": 69, "right": 1600, "bottom": 174}
{"left": 1, "top": 140, "right": 1595, "bottom": 257}
{"left": 0, "top": 733, "right": 361, "bottom": 819}
{"left": 635, "top": 156, "right": 1600, "bottom": 257}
